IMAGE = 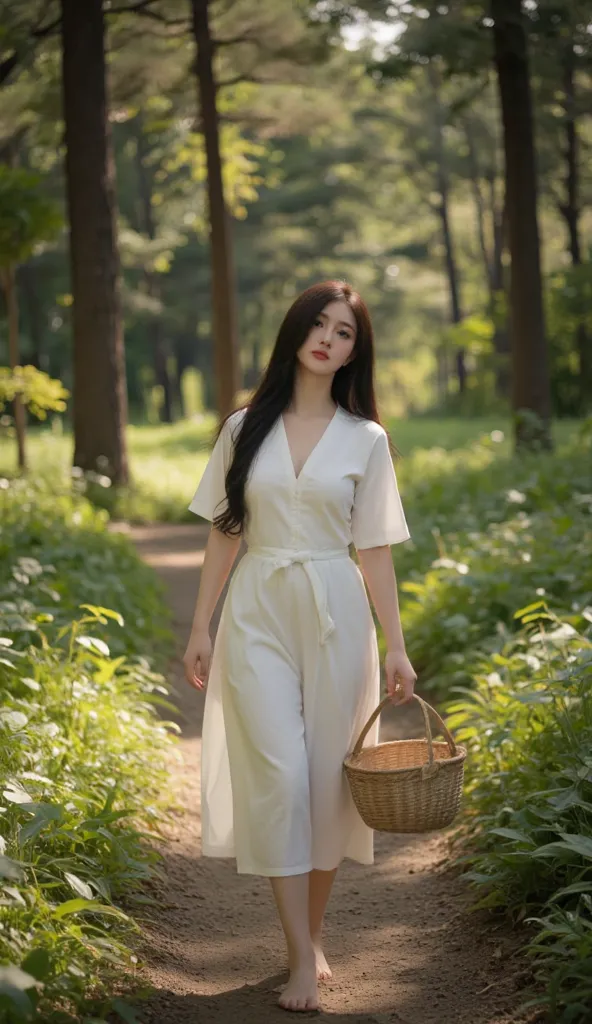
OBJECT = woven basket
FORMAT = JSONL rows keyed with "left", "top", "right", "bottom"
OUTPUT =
{"left": 343, "top": 694, "right": 467, "bottom": 833}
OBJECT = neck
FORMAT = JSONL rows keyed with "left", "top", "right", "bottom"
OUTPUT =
{"left": 288, "top": 364, "right": 336, "bottom": 417}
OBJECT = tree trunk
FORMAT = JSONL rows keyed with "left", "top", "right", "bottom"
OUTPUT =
{"left": 489, "top": 176, "right": 511, "bottom": 398}
{"left": 61, "top": 0, "right": 129, "bottom": 484}
{"left": 18, "top": 264, "right": 45, "bottom": 370}
{"left": 464, "top": 122, "right": 493, "bottom": 291}
{"left": 559, "top": 51, "right": 592, "bottom": 414}
{"left": 189, "top": 0, "right": 240, "bottom": 418}
{"left": 134, "top": 115, "right": 174, "bottom": 423}
{"left": 436, "top": 343, "right": 449, "bottom": 406}
{"left": 437, "top": 191, "right": 466, "bottom": 393}
{"left": 465, "top": 118, "right": 511, "bottom": 400}
{"left": 2, "top": 266, "right": 26, "bottom": 471}
{"left": 429, "top": 65, "right": 465, "bottom": 393}
{"left": 492, "top": 0, "right": 552, "bottom": 449}
{"left": 174, "top": 333, "right": 199, "bottom": 417}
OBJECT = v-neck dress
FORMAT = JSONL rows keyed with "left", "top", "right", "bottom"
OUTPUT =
{"left": 188, "top": 404, "right": 410, "bottom": 876}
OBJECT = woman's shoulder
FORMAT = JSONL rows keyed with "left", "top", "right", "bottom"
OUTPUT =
{"left": 224, "top": 405, "right": 249, "bottom": 435}
{"left": 338, "top": 407, "right": 387, "bottom": 439}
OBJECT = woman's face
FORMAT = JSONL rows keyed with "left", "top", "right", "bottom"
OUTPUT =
{"left": 296, "top": 300, "right": 357, "bottom": 376}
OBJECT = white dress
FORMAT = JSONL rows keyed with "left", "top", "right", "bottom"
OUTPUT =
{"left": 188, "top": 404, "right": 410, "bottom": 876}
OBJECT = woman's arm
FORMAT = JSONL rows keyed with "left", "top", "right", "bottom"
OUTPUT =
{"left": 183, "top": 526, "right": 242, "bottom": 690}
{"left": 356, "top": 544, "right": 416, "bottom": 704}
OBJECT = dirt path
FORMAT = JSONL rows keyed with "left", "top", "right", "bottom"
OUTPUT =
{"left": 125, "top": 523, "right": 534, "bottom": 1024}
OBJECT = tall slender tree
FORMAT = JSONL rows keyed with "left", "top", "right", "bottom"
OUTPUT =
{"left": 132, "top": 113, "right": 174, "bottom": 423}
{"left": 61, "top": 0, "right": 129, "bottom": 483}
{"left": 492, "top": 0, "right": 551, "bottom": 448}
{"left": 189, "top": 0, "right": 240, "bottom": 418}
{"left": 428, "top": 63, "right": 466, "bottom": 393}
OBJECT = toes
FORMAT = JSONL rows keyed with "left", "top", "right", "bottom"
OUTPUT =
{"left": 278, "top": 994, "right": 319, "bottom": 1012}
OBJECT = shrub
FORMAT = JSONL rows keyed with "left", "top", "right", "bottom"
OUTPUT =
{"left": 446, "top": 612, "right": 592, "bottom": 1022}
{"left": 396, "top": 431, "right": 591, "bottom": 696}
{"left": 0, "top": 481, "right": 179, "bottom": 1022}
{"left": 391, "top": 426, "right": 592, "bottom": 1022}
{"left": 0, "top": 476, "right": 174, "bottom": 662}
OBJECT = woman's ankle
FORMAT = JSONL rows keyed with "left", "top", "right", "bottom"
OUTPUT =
{"left": 287, "top": 940, "right": 316, "bottom": 969}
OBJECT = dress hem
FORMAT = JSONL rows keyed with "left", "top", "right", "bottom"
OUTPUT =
{"left": 201, "top": 844, "right": 374, "bottom": 874}
{"left": 236, "top": 861, "right": 314, "bottom": 877}
{"left": 201, "top": 843, "right": 234, "bottom": 858}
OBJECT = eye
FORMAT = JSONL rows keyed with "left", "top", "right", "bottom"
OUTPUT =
{"left": 339, "top": 329, "right": 352, "bottom": 339}
{"left": 313, "top": 318, "right": 323, "bottom": 328}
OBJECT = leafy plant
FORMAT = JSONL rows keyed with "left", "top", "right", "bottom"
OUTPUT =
{"left": 0, "top": 166, "right": 62, "bottom": 473}
{"left": 443, "top": 609, "right": 592, "bottom": 1021}
{"left": 0, "top": 367, "right": 69, "bottom": 422}
{"left": 0, "top": 484, "right": 179, "bottom": 1021}
{"left": 0, "top": 475, "right": 174, "bottom": 662}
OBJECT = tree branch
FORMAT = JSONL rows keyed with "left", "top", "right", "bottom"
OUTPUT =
{"left": 0, "top": 53, "right": 19, "bottom": 87}
{"left": 31, "top": 15, "right": 61, "bottom": 38}
{"left": 214, "top": 33, "right": 261, "bottom": 47}
{"left": 218, "top": 73, "right": 263, "bottom": 88}
{"left": 0, "top": 11, "right": 62, "bottom": 88}
{"left": 107, "top": 2, "right": 188, "bottom": 25}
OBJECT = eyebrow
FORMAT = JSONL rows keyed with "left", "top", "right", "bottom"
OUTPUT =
{"left": 317, "top": 312, "right": 356, "bottom": 331}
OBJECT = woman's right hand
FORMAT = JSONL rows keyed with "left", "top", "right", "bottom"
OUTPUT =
{"left": 183, "top": 629, "right": 212, "bottom": 690}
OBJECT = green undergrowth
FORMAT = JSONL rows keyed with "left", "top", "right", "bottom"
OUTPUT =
{"left": 392, "top": 421, "right": 592, "bottom": 1022}
{"left": 0, "top": 476, "right": 174, "bottom": 664}
{"left": 448, "top": 613, "right": 592, "bottom": 1023}
{"left": 0, "top": 479, "right": 179, "bottom": 1022}
{"left": 395, "top": 423, "right": 591, "bottom": 696}
{"left": 0, "top": 416, "right": 579, "bottom": 525}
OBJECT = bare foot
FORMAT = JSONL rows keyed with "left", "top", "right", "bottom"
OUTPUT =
{"left": 278, "top": 959, "right": 319, "bottom": 1012}
{"left": 313, "top": 943, "right": 332, "bottom": 982}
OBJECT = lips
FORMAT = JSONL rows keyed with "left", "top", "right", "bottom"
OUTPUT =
{"left": 312, "top": 351, "right": 329, "bottom": 361}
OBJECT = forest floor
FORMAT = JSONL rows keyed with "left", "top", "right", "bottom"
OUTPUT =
{"left": 123, "top": 521, "right": 543, "bottom": 1024}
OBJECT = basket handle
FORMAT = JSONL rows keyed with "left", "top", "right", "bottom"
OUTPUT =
{"left": 351, "top": 693, "right": 458, "bottom": 767}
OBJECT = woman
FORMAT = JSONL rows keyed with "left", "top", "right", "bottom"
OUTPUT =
{"left": 183, "top": 280, "right": 417, "bottom": 1012}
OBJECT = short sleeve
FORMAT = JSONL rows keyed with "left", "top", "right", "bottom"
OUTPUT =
{"left": 187, "top": 411, "right": 242, "bottom": 522}
{"left": 351, "top": 429, "right": 410, "bottom": 550}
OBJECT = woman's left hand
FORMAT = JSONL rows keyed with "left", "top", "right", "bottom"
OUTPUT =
{"left": 385, "top": 649, "right": 417, "bottom": 705}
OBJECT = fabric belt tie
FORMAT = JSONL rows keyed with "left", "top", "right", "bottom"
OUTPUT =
{"left": 247, "top": 545, "right": 350, "bottom": 645}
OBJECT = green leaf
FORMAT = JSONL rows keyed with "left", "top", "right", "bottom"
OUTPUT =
{"left": 52, "top": 897, "right": 129, "bottom": 921}
{"left": 79, "top": 604, "right": 125, "bottom": 627}
{"left": 18, "top": 802, "right": 65, "bottom": 843}
{"left": 513, "top": 601, "right": 547, "bottom": 619}
{"left": 64, "top": 871, "right": 93, "bottom": 900}
{"left": 0, "top": 966, "right": 38, "bottom": 1017}
{"left": 0, "top": 988, "right": 33, "bottom": 1016}
{"left": 549, "top": 882, "right": 592, "bottom": 902}
{"left": 489, "top": 827, "right": 532, "bottom": 843}
{"left": 111, "top": 997, "right": 141, "bottom": 1023}
{"left": 2, "top": 885, "right": 26, "bottom": 905}
{"left": 557, "top": 833, "right": 592, "bottom": 860}
{"left": 20, "top": 949, "right": 51, "bottom": 982}
{"left": 76, "top": 635, "right": 111, "bottom": 657}
{"left": 3, "top": 781, "right": 33, "bottom": 803}
{"left": 0, "top": 854, "right": 23, "bottom": 880}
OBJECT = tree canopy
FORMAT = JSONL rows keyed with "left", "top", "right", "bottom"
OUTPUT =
{"left": 0, "top": 0, "right": 590, "bottom": 464}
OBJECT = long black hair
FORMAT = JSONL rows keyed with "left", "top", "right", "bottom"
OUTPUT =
{"left": 213, "top": 280, "right": 384, "bottom": 536}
